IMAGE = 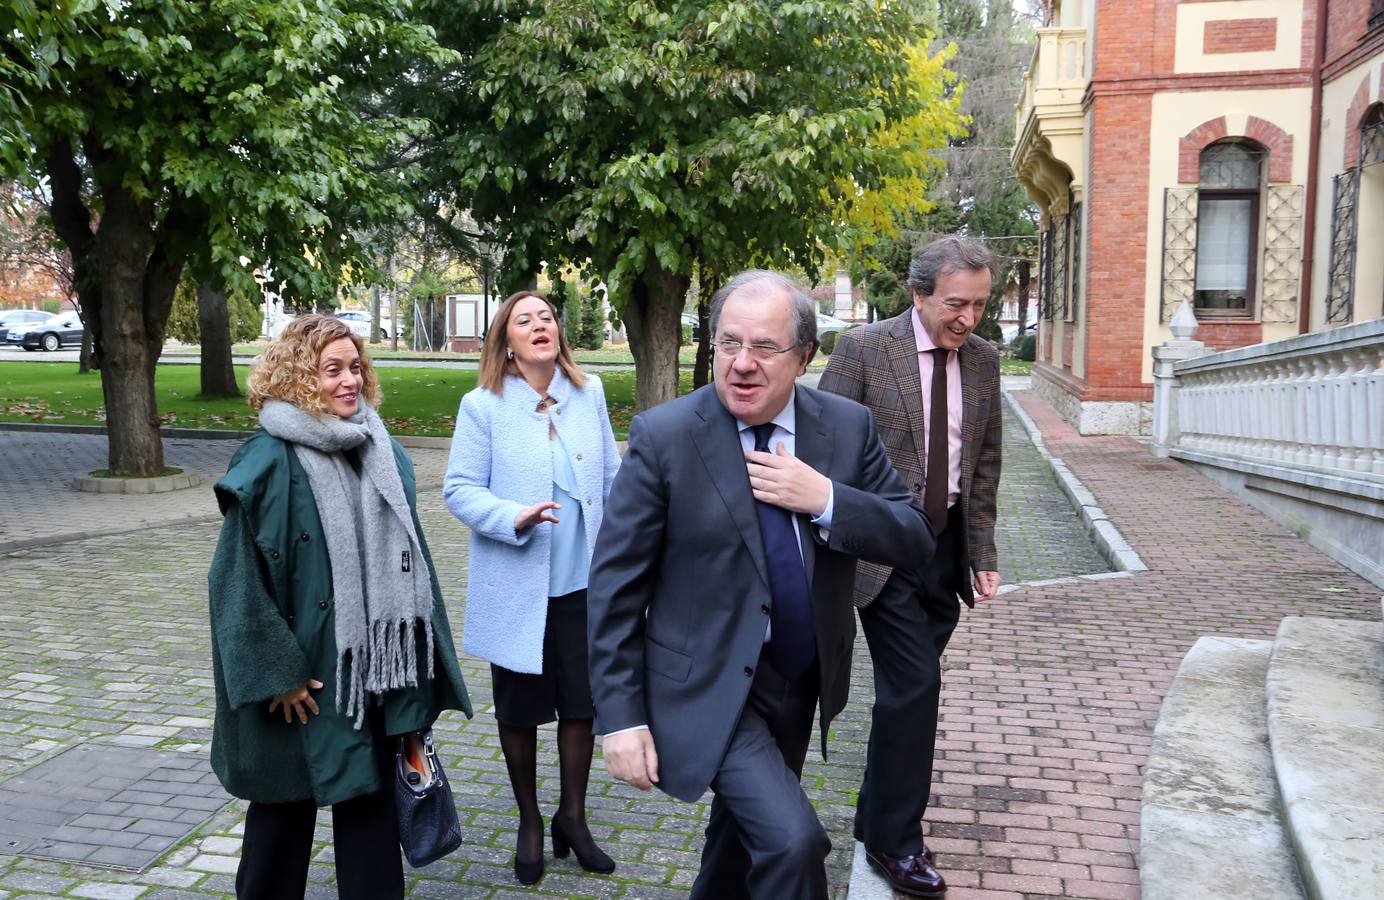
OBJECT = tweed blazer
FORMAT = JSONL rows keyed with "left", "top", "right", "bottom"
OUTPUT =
{"left": 818, "top": 311, "right": 1001, "bottom": 608}
{"left": 443, "top": 369, "right": 621, "bottom": 673}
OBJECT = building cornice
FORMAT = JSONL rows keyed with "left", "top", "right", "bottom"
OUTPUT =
{"left": 1322, "top": 30, "right": 1384, "bottom": 84}
{"left": 1084, "top": 69, "right": 1313, "bottom": 105}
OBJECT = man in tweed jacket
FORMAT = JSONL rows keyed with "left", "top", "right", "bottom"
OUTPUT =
{"left": 819, "top": 236, "right": 1002, "bottom": 898}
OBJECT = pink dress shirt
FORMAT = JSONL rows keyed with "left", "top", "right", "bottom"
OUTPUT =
{"left": 911, "top": 307, "right": 962, "bottom": 509}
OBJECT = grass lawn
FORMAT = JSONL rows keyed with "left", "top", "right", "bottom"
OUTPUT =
{"left": 167, "top": 342, "right": 832, "bottom": 369}
{"left": 2, "top": 356, "right": 1027, "bottom": 440}
{"left": 1000, "top": 358, "right": 1032, "bottom": 375}
{"left": 0, "top": 362, "right": 693, "bottom": 439}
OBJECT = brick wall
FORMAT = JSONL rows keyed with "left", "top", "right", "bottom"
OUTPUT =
{"left": 1326, "top": 0, "right": 1375, "bottom": 69}
{"left": 1203, "top": 17, "right": 1278, "bottom": 54}
{"left": 1084, "top": 88, "right": 1153, "bottom": 396}
{"left": 1193, "top": 320, "right": 1265, "bottom": 351}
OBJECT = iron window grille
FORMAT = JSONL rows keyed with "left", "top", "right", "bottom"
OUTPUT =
{"left": 1325, "top": 169, "right": 1359, "bottom": 325}
{"left": 1068, "top": 202, "right": 1082, "bottom": 323}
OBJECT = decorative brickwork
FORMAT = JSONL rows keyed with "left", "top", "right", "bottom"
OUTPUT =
{"left": 1203, "top": 17, "right": 1278, "bottom": 55}
{"left": 1178, "top": 117, "right": 1228, "bottom": 183}
{"left": 1345, "top": 77, "right": 1373, "bottom": 169}
{"left": 1245, "top": 116, "right": 1295, "bottom": 182}
{"left": 1178, "top": 116, "right": 1292, "bottom": 184}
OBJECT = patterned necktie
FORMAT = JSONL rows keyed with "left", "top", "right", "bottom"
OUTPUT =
{"left": 751, "top": 423, "right": 816, "bottom": 680}
{"left": 924, "top": 347, "right": 950, "bottom": 537}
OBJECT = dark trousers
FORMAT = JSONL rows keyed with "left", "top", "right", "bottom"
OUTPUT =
{"left": 235, "top": 714, "right": 403, "bottom": 900}
{"left": 856, "top": 522, "right": 964, "bottom": 858}
{"left": 689, "top": 655, "right": 829, "bottom": 900}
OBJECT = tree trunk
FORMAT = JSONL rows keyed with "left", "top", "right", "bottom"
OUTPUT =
{"left": 692, "top": 270, "right": 719, "bottom": 389}
{"left": 197, "top": 281, "right": 240, "bottom": 397}
{"left": 388, "top": 255, "right": 399, "bottom": 351}
{"left": 96, "top": 206, "right": 169, "bottom": 475}
{"left": 624, "top": 263, "right": 690, "bottom": 412}
{"left": 45, "top": 137, "right": 196, "bottom": 475}
{"left": 1016, "top": 259, "right": 1030, "bottom": 336}
{"left": 370, "top": 284, "right": 381, "bottom": 343}
{"left": 78, "top": 319, "right": 95, "bottom": 374}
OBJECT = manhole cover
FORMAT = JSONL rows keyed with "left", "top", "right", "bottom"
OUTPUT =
{"left": 0, "top": 744, "right": 230, "bottom": 871}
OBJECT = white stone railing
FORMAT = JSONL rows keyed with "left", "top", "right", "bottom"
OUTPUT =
{"left": 1160, "top": 315, "right": 1384, "bottom": 477}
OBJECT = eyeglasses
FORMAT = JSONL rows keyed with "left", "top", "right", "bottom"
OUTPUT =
{"left": 712, "top": 338, "right": 803, "bottom": 361}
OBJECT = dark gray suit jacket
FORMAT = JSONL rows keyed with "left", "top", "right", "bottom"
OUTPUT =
{"left": 587, "top": 384, "right": 933, "bottom": 802}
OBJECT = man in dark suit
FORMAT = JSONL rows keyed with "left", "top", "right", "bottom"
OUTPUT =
{"left": 587, "top": 270, "right": 933, "bottom": 899}
{"left": 819, "top": 236, "right": 1003, "bottom": 898}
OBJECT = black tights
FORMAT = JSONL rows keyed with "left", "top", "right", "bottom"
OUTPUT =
{"left": 498, "top": 718, "right": 599, "bottom": 862}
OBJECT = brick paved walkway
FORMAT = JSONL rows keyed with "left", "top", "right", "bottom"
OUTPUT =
{"left": 899, "top": 391, "right": 1378, "bottom": 900}
{"left": 0, "top": 388, "right": 1376, "bottom": 899}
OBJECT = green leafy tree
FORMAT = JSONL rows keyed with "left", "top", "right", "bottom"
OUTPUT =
{"left": 428, "top": 0, "right": 957, "bottom": 411}
{"left": 2, "top": 0, "right": 446, "bottom": 474}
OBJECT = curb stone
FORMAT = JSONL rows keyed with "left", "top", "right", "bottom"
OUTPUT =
{"left": 1002, "top": 389, "right": 1149, "bottom": 574}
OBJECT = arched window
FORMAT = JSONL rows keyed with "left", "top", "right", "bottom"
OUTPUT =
{"left": 1195, "top": 140, "right": 1265, "bottom": 315}
{"left": 1355, "top": 104, "right": 1384, "bottom": 321}
{"left": 1363, "top": 103, "right": 1384, "bottom": 167}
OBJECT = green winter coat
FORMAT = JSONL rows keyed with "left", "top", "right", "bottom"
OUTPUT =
{"left": 208, "top": 430, "right": 471, "bottom": 807}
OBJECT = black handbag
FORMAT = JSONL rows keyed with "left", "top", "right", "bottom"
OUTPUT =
{"left": 394, "top": 730, "right": 462, "bottom": 867}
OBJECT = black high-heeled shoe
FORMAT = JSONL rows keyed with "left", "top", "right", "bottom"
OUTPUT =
{"left": 551, "top": 815, "right": 616, "bottom": 874}
{"left": 514, "top": 825, "right": 545, "bottom": 885}
{"left": 514, "top": 851, "right": 544, "bottom": 885}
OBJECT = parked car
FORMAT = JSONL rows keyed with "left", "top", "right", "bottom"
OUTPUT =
{"left": 6, "top": 310, "right": 84, "bottom": 351}
{"left": 816, "top": 312, "right": 849, "bottom": 338}
{"left": 335, "top": 310, "right": 402, "bottom": 341}
{"left": 267, "top": 311, "right": 402, "bottom": 342}
{"left": 681, "top": 312, "right": 701, "bottom": 342}
{"left": 0, "top": 309, "right": 53, "bottom": 344}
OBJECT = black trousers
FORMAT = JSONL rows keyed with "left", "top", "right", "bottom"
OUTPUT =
{"left": 235, "top": 714, "right": 403, "bottom": 900}
{"left": 689, "top": 655, "right": 829, "bottom": 900}
{"left": 855, "top": 522, "right": 964, "bottom": 858}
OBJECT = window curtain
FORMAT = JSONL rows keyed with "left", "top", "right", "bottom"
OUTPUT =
{"left": 1195, "top": 197, "right": 1252, "bottom": 291}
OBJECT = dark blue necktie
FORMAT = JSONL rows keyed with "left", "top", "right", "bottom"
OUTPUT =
{"left": 751, "top": 423, "right": 816, "bottom": 680}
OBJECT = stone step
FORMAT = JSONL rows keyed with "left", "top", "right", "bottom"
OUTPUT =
{"left": 1267, "top": 617, "right": 1384, "bottom": 900}
{"left": 1140, "top": 636, "right": 1307, "bottom": 900}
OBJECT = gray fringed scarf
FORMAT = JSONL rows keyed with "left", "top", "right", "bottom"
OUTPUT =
{"left": 259, "top": 399, "right": 435, "bottom": 728}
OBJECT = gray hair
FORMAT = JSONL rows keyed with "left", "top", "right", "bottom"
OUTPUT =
{"left": 708, "top": 269, "right": 818, "bottom": 349}
{"left": 907, "top": 236, "right": 995, "bottom": 297}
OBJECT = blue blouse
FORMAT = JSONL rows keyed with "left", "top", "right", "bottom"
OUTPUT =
{"left": 548, "top": 431, "right": 588, "bottom": 597}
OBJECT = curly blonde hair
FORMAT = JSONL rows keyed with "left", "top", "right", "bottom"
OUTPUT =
{"left": 247, "top": 314, "right": 383, "bottom": 414}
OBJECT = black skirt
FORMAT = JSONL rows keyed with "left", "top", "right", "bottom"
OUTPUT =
{"left": 490, "top": 589, "right": 595, "bottom": 727}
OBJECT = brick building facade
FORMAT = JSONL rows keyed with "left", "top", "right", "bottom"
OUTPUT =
{"left": 1012, "top": 0, "right": 1384, "bottom": 434}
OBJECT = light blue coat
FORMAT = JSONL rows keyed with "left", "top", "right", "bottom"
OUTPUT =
{"left": 443, "top": 370, "right": 620, "bottom": 673}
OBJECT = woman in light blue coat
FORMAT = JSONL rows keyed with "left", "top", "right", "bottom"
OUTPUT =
{"left": 443, "top": 290, "right": 620, "bottom": 885}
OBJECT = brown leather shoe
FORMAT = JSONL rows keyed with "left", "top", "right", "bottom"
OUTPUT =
{"left": 864, "top": 847, "right": 947, "bottom": 898}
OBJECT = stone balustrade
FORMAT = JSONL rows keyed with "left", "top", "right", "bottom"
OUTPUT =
{"left": 1152, "top": 313, "right": 1384, "bottom": 587}
{"left": 1173, "top": 319, "right": 1384, "bottom": 476}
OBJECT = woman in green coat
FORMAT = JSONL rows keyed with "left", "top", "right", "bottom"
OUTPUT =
{"left": 208, "top": 315, "right": 471, "bottom": 900}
